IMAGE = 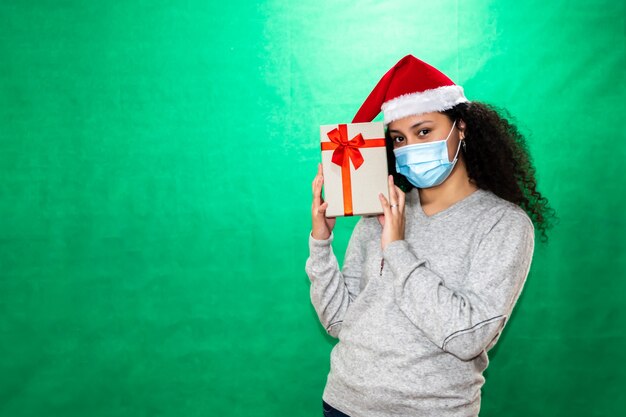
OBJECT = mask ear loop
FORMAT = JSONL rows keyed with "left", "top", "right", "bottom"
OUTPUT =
{"left": 444, "top": 119, "right": 457, "bottom": 141}
{"left": 447, "top": 120, "right": 462, "bottom": 163}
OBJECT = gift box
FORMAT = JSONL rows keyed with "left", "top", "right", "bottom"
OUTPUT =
{"left": 319, "top": 122, "right": 389, "bottom": 217}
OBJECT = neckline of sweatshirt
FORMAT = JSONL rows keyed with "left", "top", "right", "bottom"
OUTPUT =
{"left": 407, "top": 186, "right": 488, "bottom": 221}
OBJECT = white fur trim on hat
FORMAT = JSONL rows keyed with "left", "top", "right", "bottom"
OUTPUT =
{"left": 381, "top": 85, "right": 469, "bottom": 125}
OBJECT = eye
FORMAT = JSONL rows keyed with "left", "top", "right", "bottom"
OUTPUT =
{"left": 417, "top": 129, "right": 430, "bottom": 137}
{"left": 392, "top": 136, "right": 405, "bottom": 145}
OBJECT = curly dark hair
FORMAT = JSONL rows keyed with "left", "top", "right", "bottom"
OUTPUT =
{"left": 386, "top": 101, "right": 557, "bottom": 242}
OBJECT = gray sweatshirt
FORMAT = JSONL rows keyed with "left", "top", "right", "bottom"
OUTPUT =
{"left": 305, "top": 187, "right": 535, "bottom": 417}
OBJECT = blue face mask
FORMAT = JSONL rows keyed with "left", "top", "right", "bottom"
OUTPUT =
{"left": 393, "top": 120, "right": 462, "bottom": 188}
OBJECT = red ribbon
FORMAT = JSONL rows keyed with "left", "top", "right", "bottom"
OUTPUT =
{"left": 321, "top": 124, "right": 386, "bottom": 216}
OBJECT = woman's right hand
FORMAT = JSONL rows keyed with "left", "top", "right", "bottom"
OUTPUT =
{"left": 311, "top": 163, "right": 336, "bottom": 240}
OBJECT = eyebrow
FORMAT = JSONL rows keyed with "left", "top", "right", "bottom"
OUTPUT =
{"left": 388, "top": 120, "right": 434, "bottom": 133}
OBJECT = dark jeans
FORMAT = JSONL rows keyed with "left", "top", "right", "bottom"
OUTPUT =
{"left": 322, "top": 400, "right": 351, "bottom": 417}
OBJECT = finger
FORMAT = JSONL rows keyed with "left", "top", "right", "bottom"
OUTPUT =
{"left": 319, "top": 202, "right": 336, "bottom": 221}
{"left": 312, "top": 169, "right": 323, "bottom": 200}
{"left": 311, "top": 167, "right": 318, "bottom": 196}
{"left": 379, "top": 192, "right": 391, "bottom": 219}
{"left": 377, "top": 213, "right": 385, "bottom": 227}
{"left": 388, "top": 175, "right": 398, "bottom": 206}
{"left": 312, "top": 183, "right": 322, "bottom": 214}
{"left": 327, "top": 217, "right": 336, "bottom": 228}
{"left": 316, "top": 201, "right": 328, "bottom": 216}
{"left": 396, "top": 186, "right": 406, "bottom": 214}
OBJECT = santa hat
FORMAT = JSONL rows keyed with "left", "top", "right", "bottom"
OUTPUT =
{"left": 352, "top": 54, "right": 469, "bottom": 125}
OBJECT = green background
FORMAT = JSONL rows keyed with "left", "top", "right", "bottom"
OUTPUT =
{"left": 1, "top": 1, "right": 624, "bottom": 416}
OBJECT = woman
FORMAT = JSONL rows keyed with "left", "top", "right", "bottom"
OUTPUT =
{"left": 305, "top": 55, "right": 554, "bottom": 417}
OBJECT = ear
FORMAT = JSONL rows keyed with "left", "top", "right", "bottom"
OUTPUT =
{"left": 457, "top": 119, "right": 467, "bottom": 138}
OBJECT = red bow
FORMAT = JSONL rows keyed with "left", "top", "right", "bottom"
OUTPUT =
{"left": 325, "top": 124, "right": 366, "bottom": 169}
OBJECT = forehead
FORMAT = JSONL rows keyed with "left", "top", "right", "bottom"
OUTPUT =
{"left": 387, "top": 111, "right": 447, "bottom": 131}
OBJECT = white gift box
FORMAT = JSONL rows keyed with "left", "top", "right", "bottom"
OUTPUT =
{"left": 319, "top": 122, "right": 390, "bottom": 217}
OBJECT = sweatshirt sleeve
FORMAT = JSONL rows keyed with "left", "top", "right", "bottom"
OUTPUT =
{"left": 304, "top": 218, "right": 367, "bottom": 338}
{"left": 382, "top": 207, "right": 535, "bottom": 361}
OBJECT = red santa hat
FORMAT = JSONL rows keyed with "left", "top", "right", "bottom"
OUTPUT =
{"left": 352, "top": 54, "right": 469, "bottom": 125}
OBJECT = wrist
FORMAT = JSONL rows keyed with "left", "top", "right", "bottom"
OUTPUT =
{"left": 382, "top": 237, "right": 403, "bottom": 251}
{"left": 311, "top": 230, "right": 331, "bottom": 241}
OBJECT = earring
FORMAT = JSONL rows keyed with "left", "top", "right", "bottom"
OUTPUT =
{"left": 461, "top": 139, "right": 467, "bottom": 152}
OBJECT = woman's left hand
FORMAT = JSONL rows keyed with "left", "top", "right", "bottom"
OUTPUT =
{"left": 378, "top": 175, "right": 406, "bottom": 250}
